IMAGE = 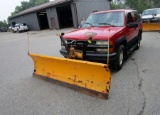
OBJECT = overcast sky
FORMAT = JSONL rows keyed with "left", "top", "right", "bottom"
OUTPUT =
{"left": 0, "top": 0, "right": 54, "bottom": 21}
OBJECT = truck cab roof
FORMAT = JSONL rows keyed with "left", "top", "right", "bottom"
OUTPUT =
{"left": 92, "top": 9, "right": 137, "bottom": 14}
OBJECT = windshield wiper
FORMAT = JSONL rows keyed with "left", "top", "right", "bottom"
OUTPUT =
{"left": 84, "top": 22, "right": 94, "bottom": 27}
{"left": 98, "top": 23, "right": 116, "bottom": 27}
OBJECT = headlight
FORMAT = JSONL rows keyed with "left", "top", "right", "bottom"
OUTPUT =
{"left": 61, "top": 46, "right": 66, "bottom": 50}
{"left": 61, "top": 40, "right": 67, "bottom": 50}
{"left": 96, "top": 41, "right": 108, "bottom": 45}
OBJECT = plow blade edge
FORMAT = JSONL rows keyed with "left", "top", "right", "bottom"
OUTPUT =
{"left": 29, "top": 53, "right": 111, "bottom": 99}
{"left": 143, "top": 23, "right": 160, "bottom": 31}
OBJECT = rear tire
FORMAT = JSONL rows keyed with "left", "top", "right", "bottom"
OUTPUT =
{"left": 17, "top": 29, "right": 20, "bottom": 33}
{"left": 135, "top": 34, "right": 141, "bottom": 50}
{"left": 113, "top": 45, "right": 125, "bottom": 70}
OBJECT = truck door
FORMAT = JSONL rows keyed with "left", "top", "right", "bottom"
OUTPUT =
{"left": 126, "top": 12, "right": 137, "bottom": 49}
{"left": 133, "top": 11, "right": 142, "bottom": 35}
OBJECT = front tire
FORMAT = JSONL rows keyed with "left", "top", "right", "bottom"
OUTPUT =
{"left": 12, "top": 29, "right": 15, "bottom": 33}
{"left": 113, "top": 45, "right": 125, "bottom": 70}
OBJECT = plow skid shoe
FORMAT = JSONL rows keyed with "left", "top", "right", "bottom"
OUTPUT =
{"left": 29, "top": 53, "right": 111, "bottom": 99}
{"left": 143, "top": 23, "right": 160, "bottom": 31}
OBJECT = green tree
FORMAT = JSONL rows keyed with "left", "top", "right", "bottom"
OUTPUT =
{"left": 152, "top": 0, "right": 160, "bottom": 8}
{"left": 125, "top": 0, "right": 152, "bottom": 13}
{"left": 21, "top": 1, "right": 32, "bottom": 11}
{"left": 0, "top": 20, "right": 8, "bottom": 28}
{"left": 10, "top": 0, "right": 49, "bottom": 16}
{"left": 110, "top": 2, "right": 126, "bottom": 10}
{"left": 35, "top": 0, "right": 49, "bottom": 6}
{"left": 29, "top": 0, "right": 36, "bottom": 7}
{"left": 111, "top": 0, "right": 159, "bottom": 14}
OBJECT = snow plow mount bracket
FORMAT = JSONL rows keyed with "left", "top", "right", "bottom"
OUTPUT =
{"left": 59, "top": 32, "right": 96, "bottom": 60}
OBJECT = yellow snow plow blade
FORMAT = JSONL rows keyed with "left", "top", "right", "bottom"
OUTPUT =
{"left": 29, "top": 53, "right": 111, "bottom": 99}
{"left": 143, "top": 23, "right": 160, "bottom": 31}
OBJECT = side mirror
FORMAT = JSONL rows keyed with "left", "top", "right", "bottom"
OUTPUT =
{"left": 127, "top": 22, "right": 138, "bottom": 28}
{"left": 152, "top": 14, "right": 157, "bottom": 16}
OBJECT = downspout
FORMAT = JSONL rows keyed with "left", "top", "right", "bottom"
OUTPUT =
{"left": 72, "top": 2, "right": 79, "bottom": 28}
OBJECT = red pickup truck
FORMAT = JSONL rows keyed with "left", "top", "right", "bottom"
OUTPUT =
{"left": 60, "top": 9, "right": 143, "bottom": 70}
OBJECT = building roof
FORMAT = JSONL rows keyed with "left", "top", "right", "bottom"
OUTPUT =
{"left": 9, "top": 0, "right": 72, "bottom": 19}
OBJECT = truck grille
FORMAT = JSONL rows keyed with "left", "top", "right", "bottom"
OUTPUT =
{"left": 67, "top": 40, "right": 97, "bottom": 52}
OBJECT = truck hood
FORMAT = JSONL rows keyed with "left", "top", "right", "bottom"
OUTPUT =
{"left": 63, "top": 26, "right": 124, "bottom": 40}
{"left": 142, "top": 15, "right": 154, "bottom": 19}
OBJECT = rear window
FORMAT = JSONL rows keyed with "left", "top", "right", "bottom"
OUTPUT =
{"left": 156, "top": 9, "right": 160, "bottom": 13}
{"left": 134, "top": 11, "right": 141, "bottom": 22}
{"left": 15, "top": 24, "right": 19, "bottom": 27}
{"left": 20, "top": 23, "right": 27, "bottom": 26}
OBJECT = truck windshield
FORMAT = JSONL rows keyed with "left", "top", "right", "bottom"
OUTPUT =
{"left": 82, "top": 11, "right": 124, "bottom": 27}
{"left": 142, "top": 9, "right": 157, "bottom": 16}
{"left": 142, "top": 8, "right": 160, "bottom": 16}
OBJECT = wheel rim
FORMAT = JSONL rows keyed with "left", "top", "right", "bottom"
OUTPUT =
{"left": 119, "top": 49, "right": 124, "bottom": 65}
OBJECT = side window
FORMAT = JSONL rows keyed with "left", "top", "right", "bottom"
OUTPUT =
{"left": 134, "top": 11, "right": 141, "bottom": 22}
{"left": 127, "top": 12, "right": 134, "bottom": 23}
